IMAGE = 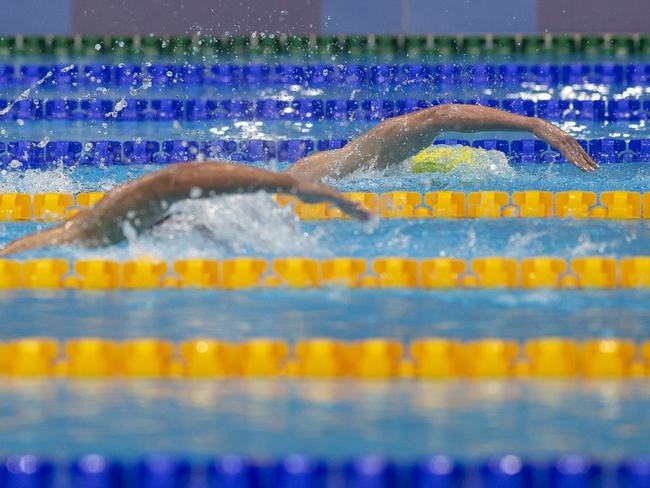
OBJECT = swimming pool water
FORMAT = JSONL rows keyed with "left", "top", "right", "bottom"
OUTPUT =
{"left": 1, "top": 50, "right": 650, "bottom": 461}
{"left": 1, "top": 379, "right": 649, "bottom": 460}
{"left": 2, "top": 211, "right": 650, "bottom": 261}
{"left": 2, "top": 288, "right": 650, "bottom": 341}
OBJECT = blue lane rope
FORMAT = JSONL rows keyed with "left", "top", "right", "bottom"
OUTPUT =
{"left": 0, "top": 137, "right": 645, "bottom": 167}
{"left": 1, "top": 62, "right": 649, "bottom": 87}
{"left": 0, "top": 97, "right": 644, "bottom": 122}
{"left": 0, "top": 454, "right": 646, "bottom": 487}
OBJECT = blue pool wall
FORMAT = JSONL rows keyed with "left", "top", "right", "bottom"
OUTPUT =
{"left": 0, "top": 0, "right": 649, "bottom": 36}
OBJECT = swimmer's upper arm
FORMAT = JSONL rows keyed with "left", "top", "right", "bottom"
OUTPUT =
{"left": 285, "top": 147, "right": 357, "bottom": 181}
{"left": 287, "top": 111, "right": 444, "bottom": 181}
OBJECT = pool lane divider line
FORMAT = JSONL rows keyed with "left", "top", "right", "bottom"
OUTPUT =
{"left": 2, "top": 62, "right": 650, "bottom": 89}
{"left": 1, "top": 98, "right": 648, "bottom": 123}
{"left": 3, "top": 33, "right": 649, "bottom": 57}
{"left": 2, "top": 336, "right": 649, "bottom": 379}
{"left": 5, "top": 33, "right": 650, "bottom": 56}
{"left": 0, "top": 453, "right": 641, "bottom": 486}
{"left": 0, "top": 138, "right": 647, "bottom": 166}
{"left": 2, "top": 190, "right": 650, "bottom": 221}
{"left": 1, "top": 256, "right": 650, "bottom": 290}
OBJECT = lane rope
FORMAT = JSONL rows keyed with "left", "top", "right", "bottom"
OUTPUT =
{"left": 0, "top": 63, "right": 647, "bottom": 87}
{"left": 0, "top": 137, "right": 644, "bottom": 167}
{"left": 2, "top": 190, "right": 649, "bottom": 221}
{"left": 1, "top": 336, "right": 648, "bottom": 379}
{"left": 2, "top": 33, "right": 648, "bottom": 58}
{"left": 0, "top": 97, "right": 644, "bottom": 122}
{"left": 0, "top": 453, "right": 640, "bottom": 486}
{"left": 1, "top": 255, "right": 650, "bottom": 290}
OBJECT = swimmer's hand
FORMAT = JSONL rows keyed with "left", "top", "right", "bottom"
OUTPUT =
{"left": 531, "top": 119, "right": 599, "bottom": 172}
{"left": 292, "top": 178, "right": 371, "bottom": 221}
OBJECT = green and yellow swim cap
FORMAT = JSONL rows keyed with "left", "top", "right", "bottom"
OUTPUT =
{"left": 410, "top": 145, "right": 482, "bottom": 173}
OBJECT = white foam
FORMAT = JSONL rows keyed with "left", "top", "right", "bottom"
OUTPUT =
{"left": 444, "top": 147, "right": 516, "bottom": 180}
{"left": 405, "top": 145, "right": 517, "bottom": 181}
{"left": 505, "top": 231, "right": 547, "bottom": 256}
{"left": 82, "top": 192, "right": 330, "bottom": 260}
{"left": 571, "top": 232, "right": 609, "bottom": 256}
{"left": 326, "top": 145, "right": 516, "bottom": 189}
{"left": 0, "top": 167, "right": 82, "bottom": 194}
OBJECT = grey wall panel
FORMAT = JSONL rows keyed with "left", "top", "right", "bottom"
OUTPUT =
{"left": 408, "top": 0, "right": 537, "bottom": 34}
{"left": 538, "top": 0, "right": 650, "bottom": 33}
{"left": 321, "top": 0, "right": 404, "bottom": 34}
{"left": 1, "top": 0, "right": 648, "bottom": 37}
{"left": 0, "top": 0, "right": 71, "bottom": 35}
{"left": 71, "top": 0, "right": 321, "bottom": 35}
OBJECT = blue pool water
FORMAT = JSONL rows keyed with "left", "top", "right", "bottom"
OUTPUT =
{"left": 2, "top": 213, "right": 650, "bottom": 261}
{"left": 1, "top": 380, "right": 649, "bottom": 460}
{"left": 1, "top": 54, "right": 650, "bottom": 460}
{"left": 1, "top": 288, "right": 650, "bottom": 341}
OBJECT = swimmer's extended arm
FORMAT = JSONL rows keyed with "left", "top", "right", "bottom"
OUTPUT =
{"left": 286, "top": 104, "right": 599, "bottom": 181}
{"left": 0, "top": 162, "right": 370, "bottom": 256}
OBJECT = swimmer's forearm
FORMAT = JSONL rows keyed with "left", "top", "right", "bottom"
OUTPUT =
{"left": 75, "top": 163, "right": 304, "bottom": 241}
{"left": 104, "top": 162, "right": 369, "bottom": 220}
{"left": 0, "top": 225, "right": 71, "bottom": 256}
{"left": 419, "top": 104, "right": 539, "bottom": 133}
{"left": 118, "top": 162, "right": 297, "bottom": 202}
{"left": 412, "top": 104, "right": 597, "bottom": 170}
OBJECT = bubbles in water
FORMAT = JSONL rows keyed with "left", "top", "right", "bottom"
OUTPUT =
{"left": 506, "top": 231, "right": 547, "bottom": 256}
{"left": 572, "top": 232, "right": 608, "bottom": 256}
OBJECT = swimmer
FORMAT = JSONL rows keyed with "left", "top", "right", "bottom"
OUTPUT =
{"left": 0, "top": 104, "right": 598, "bottom": 256}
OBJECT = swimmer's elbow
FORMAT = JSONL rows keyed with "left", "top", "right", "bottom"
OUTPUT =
{"left": 423, "top": 104, "right": 463, "bottom": 130}
{"left": 375, "top": 105, "right": 452, "bottom": 135}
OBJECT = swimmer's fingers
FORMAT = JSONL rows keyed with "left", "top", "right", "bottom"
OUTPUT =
{"left": 291, "top": 178, "right": 371, "bottom": 221}
{"left": 557, "top": 136, "right": 599, "bottom": 172}
{"left": 533, "top": 121, "right": 599, "bottom": 172}
{"left": 329, "top": 195, "right": 371, "bottom": 221}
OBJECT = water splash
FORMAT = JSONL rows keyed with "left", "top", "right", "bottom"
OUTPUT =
{"left": 0, "top": 167, "right": 82, "bottom": 193}
{"left": 328, "top": 145, "right": 517, "bottom": 192}
{"left": 104, "top": 98, "right": 128, "bottom": 119}
{"left": 0, "top": 65, "right": 75, "bottom": 117}
{"left": 505, "top": 231, "right": 548, "bottom": 256}
{"left": 0, "top": 166, "right": 123, "bottom": 194}
{"left": 79, "top": 192, "right": 329, "bottom": 261}
{"left": 571, "top": 232, "right": 609, "bottom": 256}
{"left": 406, "top": 145, "right": 516, "bottom": 179}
